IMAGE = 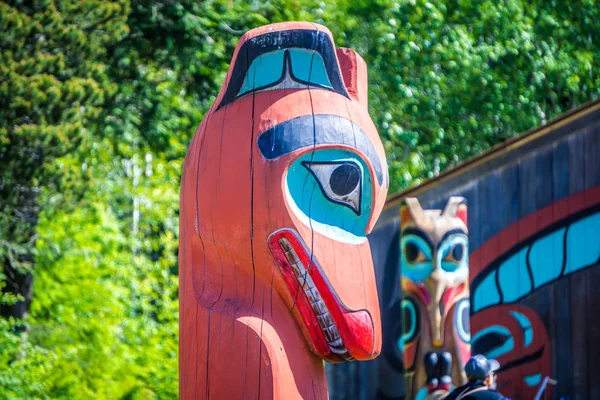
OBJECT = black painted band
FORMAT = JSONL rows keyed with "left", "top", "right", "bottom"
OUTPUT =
{"left": 217, "top": 29, "right": 349, "bottom": 110}
{"left": 257, "top": 114, "right": 384, "bottom": 185}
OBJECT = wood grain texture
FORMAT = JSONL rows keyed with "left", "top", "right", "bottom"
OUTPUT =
{"left": 327, "top": 102, "right": 600, "bottom": 399}
{"left": 179, "top": 22, "right": 389, "bottom": 399}
{"left": 567, "top": 133, "right": 588, "bottom": 400}
{"left": 399, "top": 197, "right": 470, "bottom": 399}
{"left": 583, "top": 127, "right": 600, "bottom": 400}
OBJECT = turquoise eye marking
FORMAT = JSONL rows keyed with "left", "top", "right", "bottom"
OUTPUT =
{"left": 471, "top": 325, "right": 514, "bottom": 359}
{"left": 302, "top": 160, "right": 362, "bottom": 215}
{"left": 239, "top": 50, "right": 285, "bottom": 96}
{"left": 509, "top": 311, "right": 533, "bottom": 346}
{"left": 524, "top": 373, "right": 542, "bottom": 387}
{"left": 285, "top": 149, "right": 372, "bottom": 242}
{"left": 401, "top": 235, "right": 433, "bottom": 283}
{"left": 438, "top": 234, "right": 468, "bottom": 273}
{"left": 454, "top": 298, "right": 471, "bottom": 343}
{"left": 238, "top": 48, "right": 333, "bottom": 97}
{"left": 400, "top": 298, "right": 417, "bottom": 346}
{"left": 289, "top": 49, "right": 331, "bottom": 88}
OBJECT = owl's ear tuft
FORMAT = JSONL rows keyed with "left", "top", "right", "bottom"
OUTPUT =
{"left": 400, "top": 205, "right": 413, "bottom": 226}
{"left": 442, "top": 196, "right": 467, "bottom": 223}
{"left": 456, "top": 203, "right": 467, "bottom": 226}
{"left": 401, "top": 197, "right": 424, "bottom": 226}
{"left": 336, "top": 48, "right": 368, "bottom": 107}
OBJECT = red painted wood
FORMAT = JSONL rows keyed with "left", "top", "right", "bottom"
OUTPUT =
{"left": 179, "top": 22, "right": 388, "bottom": 399}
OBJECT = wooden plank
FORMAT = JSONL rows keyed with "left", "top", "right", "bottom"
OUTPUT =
{"left": 385, "top": 100, "right": 600, "bottom": 211}
{"left": 532, "top": 146, "right": 555, "bottom": 392}
{"left": 550, "top": 139, "right": 574, "bottom": 397}
{"left": 464, "top": 183, "right": 481, "bottom": 256}
{"left": 497, "top": 163, "right": 522, "bottom": 313}
{"left": 584, "top": 125, "right": 600, "bottom": 399}
{"left": 479, "top": 171, "right": 501, "bottom": 249}
{"left": 468, "top": 181, "right": 482, "bottom": 301}
{"left": 515, "top": 154, "right": 539, "bottom": 399}
{"left": 372, "top": 223, "right": 405, "bottom": 399}
{"left": 567, "top": 132, "right": 589, "bottom": 400}
{"left": 358, "top": 359, "right": 376, "bottom": 399}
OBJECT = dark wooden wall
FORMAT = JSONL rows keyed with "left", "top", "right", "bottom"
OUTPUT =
{"left": 326, "top": 101, "right": 600, "bottom": 400}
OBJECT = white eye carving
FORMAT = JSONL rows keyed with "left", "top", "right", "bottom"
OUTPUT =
{"left": 301, "top": 160, "right": 363, "bottom": 215}
{"left": 454, "top": 298, "right": 471, "bottom": 343}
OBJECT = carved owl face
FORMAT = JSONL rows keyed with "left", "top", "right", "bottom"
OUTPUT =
{"left": 399, "top": 197, "right": 470, "bottom": 399}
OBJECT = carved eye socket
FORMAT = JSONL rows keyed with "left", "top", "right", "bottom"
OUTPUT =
{"left": 445, "top": 243, "right": 466, "bottom": 263}
{"left": 454, "top": 298, "right": 471, "bottom": 343}
{"left": 404, "top": 242, "right": 429, "bottom": 264}
{"left": 401, "top": 297, "right": 419, "bottom": 344}
{"left": 405, "top": 242, "right": 419, "bottom": 263}
{"left": 302, "top": 160, "right": 362, "bottom": 215}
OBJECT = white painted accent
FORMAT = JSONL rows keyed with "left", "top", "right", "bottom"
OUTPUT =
{"left": 284, "top": 180, "right": 367, "bottom": 245}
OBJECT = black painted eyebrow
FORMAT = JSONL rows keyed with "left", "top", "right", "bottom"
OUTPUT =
{"left": 257, "top": 114, "right": 384, "bottom": 186}
{"left": 401, "top": 228, "right": 434, "bottom": 250}
{"left": 437, "top": 229, "right": 468, "bottom": 251}
{"left": 217, "top": 29, "right": 349, "bottom": 110}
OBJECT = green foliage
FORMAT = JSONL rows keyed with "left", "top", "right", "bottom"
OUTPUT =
{"left": 1, "top": 0, "right": 600, "bottom": 399}
{"left": 316, "top": 0, "right": 600, "bottom": 190}
{"left": 0, "top": 0, "right": 129, "bottom": 322}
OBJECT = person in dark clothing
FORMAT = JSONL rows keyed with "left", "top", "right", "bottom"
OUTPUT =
{"left": 444, "top": 355, "right": 509, "bottom": 400}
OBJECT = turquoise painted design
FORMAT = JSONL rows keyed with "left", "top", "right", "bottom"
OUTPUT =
{"left": 509, "top": 311, "right": 533, "bottom": 346}
{"left": 471, "top": 325, "right": 514, "bottom": 359}
{"left": 498, "top": 248, "right": 530, "bottom": 303}
{"left": 396, "top": 335, "right": 403, "bottom": 352}
{"left": 529, "top": 228, "right": 565, "bottom": 287}
{"left": 438, "top": 234, "right": 468, "bottom": 273}
{"left": 564, "top": 212, "right": 600, "bottom": 274}
{"left": 238, "top": 48, "right": 332, "bottom": 96}
{"left": 473, "top": 270, "right": 500, "bottom": 312}
{"left": 289, "top": 49, "right": 331, "bottom": 87}
{"left": 472, "top": 210, "right": 600, "bottom": 311}
{"left": 239, "top": 50, "right": 285, "bottom": 95}
{"left": 454, "top": 298, "right": 471, "bottom": 343}
{"left": 400, "top": 299, "right": 417, "bottom": 346}
{"left": 524, "top": 373, "right": 542, "bottom": 387}
{"left": 286, "top": 149, "right": 372, "bottom": 239}
{"left": 415, "top": 387, "right": 428, "bottom": 400}
{"left": 401, "top": 235, "right": 433, "bottom": 283}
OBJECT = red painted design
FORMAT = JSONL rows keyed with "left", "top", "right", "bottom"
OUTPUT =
{"left": 268, "top": 229, "right": 375, "bottom": 362}
{"left": 470, "top": 186, "right": 600, "bottom": 277}
{"left": 471, "top": 305, "right": 551, "bottom": 400}
{"left": 469, "top": 187, "right": 600, "bottom": 399}
{"left": 456, "top": 207, "right": 468, "bottom": 226}
{"left": 268, "top": 230, "right": 332, "bottom": 358}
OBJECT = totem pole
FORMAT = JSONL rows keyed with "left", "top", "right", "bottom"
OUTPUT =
{"left": 179, "top": 22, "right": 389, "bottom": 399}
{"left": 400, "top": 197, "right": 470, "bottom": 400}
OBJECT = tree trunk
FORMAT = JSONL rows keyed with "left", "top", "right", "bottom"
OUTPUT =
{"left": 0, "top": 183, "right": 39, "bottom": 332}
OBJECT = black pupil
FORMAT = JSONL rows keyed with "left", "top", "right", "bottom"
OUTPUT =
{"left": 452, "top": 244, "right": 464, "bottom": 261}
{"left": 405, "top": 242, "right": 419, "bottom": 263}
{"left": 329, "top": 163, "right": 360, "bottom": 196}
